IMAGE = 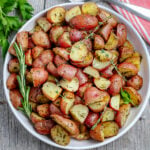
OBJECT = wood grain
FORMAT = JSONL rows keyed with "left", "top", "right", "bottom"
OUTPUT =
{"left": 0, "top": 0, "right": 150, "bottom": 150}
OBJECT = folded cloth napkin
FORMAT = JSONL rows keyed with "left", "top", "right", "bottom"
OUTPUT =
{"left": 111, "top": 0, "right": 150, "bottom": 45}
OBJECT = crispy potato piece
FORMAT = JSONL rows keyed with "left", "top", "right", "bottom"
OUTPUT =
{"left": 90, "top": 124, "right": 104, "bottom": 142}
{"left": 51, "top": 114, "right": 79, "bottom": 135}
{"left": 47, "top": 7, "right": 66, "bottom": 24}
{"left": 83, "top": 66, "right": 100, "bottom": 78}
{"left": 115, "top": 104, "right": 131, "bottom": 127}
{"left": 37, "top": 104, "right": 50, "bottom": 118}
{"left": 60, "top": 77, "right": 79, "bottom": 92}
{"left": 37, "top": 17, "right": 51, "bottom": 32}
{"left": 30, "top": 112, "right": 45, "bottom": 124}
{"left": 29, "top": 87, "right": 41, "bottom": 103}
{"left": 29, "top": 25, "right": 42, "bottom": 35}
{"left": 36, "top": 94, "right": 50, "bottom": 104}
{"left": 53, "top": 97, "right": 61, "bottom": 107}
{"left": 70, "top": 14, "right": 98, "bottom": 31}
{"left": 94, "top": 35, "right": 105, "bottom": 50}
{"left": 50, "top": 125, "right": 70, "bottom": 146}
{"left": 126, "top": 75, "right": 143, "bottom": 90}
{"left": 102, "top": 121, "right": 119, "bottom": 138}
{"left": 82, "top": 2, "right": 98, "bottom": 16}
{"left": 65, "top": 6, "right": 81, "bottom": 22}
{"left": 101, "top": 108, "right": 116, "bottom": 122}
{"left": 32, "top": 46, "right": 44, "bottom": 59}
{"left": 8, "top": 58, "right": 19, "bottom": 73}
{"left": 73, "top": 132, "right": 90, "bottom": 140}
{"left": 123, "top": 87, "right": 142, "bottom": 106}
{"left": 25, "top": 49, "right": 32, "bottom": 66}
{"left": 118, "top": 62, "right": 138, "bottom": 77}
{"left": 7, "top": 73, "right": 18, "bottom": 90}
{"left": 104, "top": 32, "right": 118, "bottom": 50}
{"left": 29, "top": 102, "right": 37, "bottom": 112}
{"left": 70, "top": 104, "right": 89, "bottom": 123}
{"left": 42, "top": 82, "right": 62, "bottom": 101}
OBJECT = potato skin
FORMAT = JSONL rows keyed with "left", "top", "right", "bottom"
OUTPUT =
{"left": 126, "top": 75, "right": 143, "bottom": 90}
{"left": 25, "top": 49, "right": 32, "bottom": 66}
{"left": 70, "top": 14, "right": 98, "bottom": 30}
{"left": 9, "top": 89, "right": 22, "bottom": 109}
{"left": 32, "top": 58, "right": 45, "bottom": 68}
{"left": 49, "top": 103, "right": 63, "bottom": 116}
{"left": 76, "top": 69, "right": 88, "bottom": 86}
{"left": 32, "top": 46, "right": 44, "bottom": 59}
{"left": 34, "top": 119, "right": 55, "bottom": 135}
{"left": 30, "top": 112, "right": 45, "bottom": 124}
{"left": 54, "top": 55, "right": 67, "bottom": 67}
{"left": 47, "top": 62, "right": 59, "bottom": 77}
{"left": 90, "top": 124, "right": 104, "bottom": 141}
{"left": 29, "top": 87, "right": 41, "bottom": 103}
{"left": 7, "top": 73, "right": 18, "bottom": 90}
{"left": 8, "top": 58, "right": 19, "bottom": 73}
{"left": 8, "top": 43, "right": 17, "bottom": 56}
{"left": 94, "top": 34, "right": 105, "bottom": 50}
{"left": 37, "top": 104, "right": 50, "bottom": 118}
{"left": 100, "top": 65, "right": 114, "bottom": 78}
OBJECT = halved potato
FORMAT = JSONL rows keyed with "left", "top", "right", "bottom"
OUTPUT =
{"left": 109, "top": 94, "right": 120, "bottom": 111}
{"left": 70, "top": 104, "right": 89, "bottom": 123}
{"left": 82, "top": 2, "right": 98, "bottom": 16}
{"left": 94, "top": 35, "right": 105, "bottom": 50}
{"left": 30, "top": 112, "right": 45, "bottom": 124}
{"left": 42, "top": 82, "right": 62, "bottom": 101}
{"left": 102, "top": 121, "right": 119, "bottom": 138}
{"left": 65, "top": 6, "right": 81, "bottom": 22}
{"left": 83, "top": 66, "right": 100, "bottom": 78}
{"left": 60, "top": 77, "right": 79, "bottom": 92}
{"left": 37, "top": 104, "right": 50, "bottom": 118}
{"left": 73, "top": 132, "right": 90, "bottom": 140}
{"left": 50, "top": 125, "right": 70, "bottom": 146}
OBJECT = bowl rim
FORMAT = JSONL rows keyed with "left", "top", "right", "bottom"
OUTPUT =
{"left": 3, "top": 2, "right": 150, "bottom": 150}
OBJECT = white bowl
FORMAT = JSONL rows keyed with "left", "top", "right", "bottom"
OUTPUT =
{"left": 3, "top": 2, "right": 150, "bottom": 150}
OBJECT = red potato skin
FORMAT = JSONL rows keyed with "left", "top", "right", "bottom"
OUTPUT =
{"left": 32, "top": 58, "right": 45, "bottom": 68}
{"left": 31, "top": 68, "right": 48, "bottom": 87}
{"left": 28, "top": 37, "right": 35, "bottom": 49}
{"left": 25, "top": 49, "right": 32, "bottom": 66}
{"left": 54, "top": 55, "right": 67, "bottom": 67}
{"left": 34, "top": 120, "right": 55, "bottom": 135}
{"left": 70, "top": 14, "right": 98, "bottom": 31}
{"left": 108, "top": 74, "right": 124, "bottom": 96}
{"left": 8, "top": 58, "right": 19, "bottom": 73}
{"left": 117, "top": 24, "right": 127, "bottom": 47}
{"left": 49, "top": 103, "right": 63, "bottom": 116}
{"left": 7, "top": 73, "right": 18, "bottom": 90}
{"left": 76, "top": 69, "right": 88, "bottom": 86}
{"left": 32, "top": 31, "right": 51, "bottom": 48}
{"left": 53, "top": 47, "right": 69, "bottom": 61}
{"left": 32, "top": 46, "right": 44, "bottom": 59}
{"left": 100, "top": 66, "right": 113, "bottom": 78}
{"left": 38, "top": 50, "right": 54, "bottom": 65}
{"left": 94, "top": 35, "right": 105, "bottom": 50}
{"left": 85, "top": 112, "right": 99, "bottom": 128}
{"left": 77, "top": 82, "right": 92, "bottom": 98}
{"left": 37, "top": 104, "right": 50, "bottom": 118}
{"left": 29, "top": 87, "right": 41, "bottom": 103}
{"left": 126, "top": 75, "right": 143, "bottom": 90}
{"left": 47, "top": 62, "right": 59, "bottom": 77}
{"left": 9, "top": 89, "right": 22, "bottom": 109}
{"left": 99, "top": 24, "right": 112, "bottom": 41}
{"left": 57, "top": 64, "right": 77, "bottom": 81}
{"left": 82, "top": 39, "right": 92, "bottom": 51}
{"left": 69, "top": 29, "right": 86, "bottom": 42}
{"left": 74, "top": 95, "right": 83, "bottom": 105}
{"left": 16, "top": 31, "right": 28, "bottom": 50}
{"left": 30, "top": 113, "right": 45, "bottom": 124}
{"left": 8, "top": 43, "right": 17, "bottom": 56}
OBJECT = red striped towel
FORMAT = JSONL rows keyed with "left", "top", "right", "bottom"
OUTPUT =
{"left": 112, "top": 0, "right": 150, "bottom": 45}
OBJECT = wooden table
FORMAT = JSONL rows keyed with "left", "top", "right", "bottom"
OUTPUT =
{"left": 0, "top": 0, "right": 150, "bottom": 150}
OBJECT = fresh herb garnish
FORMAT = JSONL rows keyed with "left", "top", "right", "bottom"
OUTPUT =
{"left": 14, "top": 42, "right": 32, "bottom": 118}
{"left": 0, "top": 0, "right": 34, "bottom": 59}
{"left": 120, "top": 88, "right": 135, "bottom": 105}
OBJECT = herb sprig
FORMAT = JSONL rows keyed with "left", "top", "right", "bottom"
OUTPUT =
{"left": 0, "top": 0, "right": 34, "bottom": 59}
{"left": 14, "top": 42, "right": 32, "bottom": 118}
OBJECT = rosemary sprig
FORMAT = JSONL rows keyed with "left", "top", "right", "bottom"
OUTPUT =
{"left": 91, "top": 106, "right": 107, "bottom": 130}
{"left": 13, "top": 42, "right": 32, "bottom": 118}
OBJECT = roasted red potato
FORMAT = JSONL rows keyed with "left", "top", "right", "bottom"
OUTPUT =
{"left": 83, "top": 66, "right": 100, "bottom": 78}
{"left": 100, "top": 65, "right": 114, "bottom": 78}
{"left": 82, "top": 39, "right": 92, "bottom": 51}
{"left": 32, "top": 58, "right": 45, "bottom": 68}
{"left": 49, "top": 103, "right": 63, "bottom": 116}
{"left": 53, "top": 47, "right": 69, "bottom": 61}
{"left": 57, "top": 64, "right": 77, "bottom": 81}
{"left": 108, "top": 74, "right": 124, "bottom": 96}
{"left": 16, "top": 31, "right": 28, "bottom": 51}
{"left": 70, "top": 14, "right": 98, "bottom": 31}
{"left": 53, "top": 97, "right": 61, "bottom": 107}
{"left": 30, "top": 112, "right": 45, "bottom": 124}
{"left": 90, "top": 124, "right": 104, "bottom": 141}
{"left": 118, "top": 62, "right": 138, "bottom": 77}
{"left": 50, "top": 26, "right": 64, "bottom": 43}
{"left": 109, "top": 94, "right": 120, "bottom": 111}
{"left": 85, "top": 112, "right": 99, "bottom": 128}
{"left": 74, "top": 95, "right": 83, "bottom": 105}
{"left": 8, "top": 43, "right": 17, "bottom": 56}
{"left": 54, "top": 55, "right": 67, "bottom": 67}
{"left": 37, "top": 17, "right": 51, "bottom": 32}
{"left": 47, "top": 62, "right": 59, "bottom": 77}
{"left": 117, "top": 23, "right": 127, "bottom": 47}
{"left": 6, "top": 73, "right": 18, "bottom": 90}
{"left": 115, "top": 104, "right": 131, "bottom": 127}
{"left": 29, "top": 102, "right": 37, "bottom": 112}
{"left": 31, "top": 68, "right": 48, "bottom": 87}
{"left": 9, "top": 89, "right": 22, "bottom": 109}
{"left": 76, "top": 69, "right": 88, "bottom": 86}
{"left": 25, "top": 49, "right": 32, "bottom": 66}
{"left": 58, "top": 32, "right": 72, "bottom": 48}
{"left": 32, "top": 46, "right": 44, "bottom": 59}
{"left": 8, "top": 58, "right": 20, "bottom": 73}
{"left": 29, "top": 87, "right": 41, "bottom": 103}
{"left": 34, "top": 119, "right": 55, "bottom": 135}
{"left": 37, "top": 104, "right": 50, "bottom": 118}
{"left": 94, "top": 34, "right": 105, "bottom": 50}
{"left": 126, "top": 75, "right": 143, "bottom": 90}
{"left": 28, "top": 37, "right": 35, "bottom": 49}
{"left": 51, "top": 114, "right": 79, "bottom": 135}
{"left": 47, "top": 7, "right": 66, "bottom": 24}
{"left": 32, "top": 31, "right": 51, "bottom": 48}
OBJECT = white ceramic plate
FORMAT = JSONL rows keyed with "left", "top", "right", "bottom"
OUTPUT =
{"left": 3, "top": 2, "right": 150, "bottom": 150}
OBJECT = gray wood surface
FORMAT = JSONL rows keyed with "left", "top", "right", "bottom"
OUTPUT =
{"left": 0, "top": 0, "right": 150, "bottom": 150}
